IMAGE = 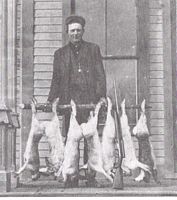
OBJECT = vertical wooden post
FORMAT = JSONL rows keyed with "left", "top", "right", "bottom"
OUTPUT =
{"left": 0, "top": 0, "right": 18, "bottom": 192}
{"left": 7, "top": 0, "right": 17, "bottom": 111}
{"left": 136, "top": 0, "right": 150, "bottom": 104}
{"left": 163, "top": 0, "right": 176, "bottom": 177}
{"left": 170, "top": 0, "right": 177, "bottom": 173}
{"left": 0, "top": 0, "right": 8, "bottom": 107}
{"left": 20, "top": 0, "right": 34, "bottom": 180}
{"left": 0, "top": 110, "right": 19, "bottom": 192}
{"left": 0, "top": 0, "right": 9, "bottom": 190}
{"left": 0, "top": 108, "right": 14, "bottom": 192}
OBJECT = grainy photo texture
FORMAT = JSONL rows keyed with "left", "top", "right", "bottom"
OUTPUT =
{"left": 0, "top": 0, "right": 177, "bottom": 197}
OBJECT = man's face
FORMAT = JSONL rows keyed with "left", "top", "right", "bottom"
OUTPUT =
{"left": 68, "top": 23, "right": 84, "bottom": 44}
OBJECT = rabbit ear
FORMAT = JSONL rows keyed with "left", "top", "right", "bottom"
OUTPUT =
{"left": 32, "top": 96, "right": 38, "bottom": 105}
{"left": 90, "top": 110, "right": 94, "bottom": 118}
{"left": 107, "top": 96, "right": 112, "bottom": 107}
{"left": 70, "top": 99, "right": 77, "bottom": 116}
{"left": 52, "top": 97, "right": 59, "bottom": 105}
{"left": 121, "top": 99, "right": 125, "bottom": 106}
{"left": 120, "top": 99, "right": 125, "bottom": 113}
{"left": 52, "top": 98, "right": 59, "bottom": 114}
{"left": 31, "top": 98, "right": 36, "bottom": 113}
{"left": 94, "top": 100, "right": 102, "bottom": 115}
{"left": 107, "top": 97, "right": 112, "bottom": 110}
{"left": 31, "top": 97, "right": 37, "bottom": 106}
{"left": 70, "top": 99, "right": 76, "bottom": 107}
{"left": 52, "top": 98, "right": 59, "bottom": 113}
{"left": 31, "top": 98, "right": 34, "bottom": 105}
{"left": 141, "top": 99, "right": 146, "bottom": 113}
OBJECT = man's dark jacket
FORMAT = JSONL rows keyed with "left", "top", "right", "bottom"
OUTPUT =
{"left": 48, "top": 40, "right": 106, "bottom": 105}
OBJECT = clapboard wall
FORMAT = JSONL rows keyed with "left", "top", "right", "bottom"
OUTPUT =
{"left": 34, "top": 0, "right": 62, "bottom": 104}
{"left": 16, "top": 0, "right": 22, "bottom": 168}
{"left": 148, "top": 0, "right": 165, "bottom": 165}
{"left": 33, "top": 0, "right": 63, "bottom": 166}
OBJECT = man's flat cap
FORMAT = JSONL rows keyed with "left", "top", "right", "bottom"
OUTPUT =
{"left": 65, "top": 15, "right": 86, "bottom": 27}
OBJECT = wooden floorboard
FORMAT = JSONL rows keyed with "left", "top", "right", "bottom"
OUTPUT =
{"left": 1, "top": 176, "right": 177, "bottom": 196}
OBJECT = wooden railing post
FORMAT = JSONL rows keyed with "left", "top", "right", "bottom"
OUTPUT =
{"left": 0, "top": 0, "right": 19, "bottom": 192}
{"left": 0, "top": 107, "right": 20, "bottom": 192}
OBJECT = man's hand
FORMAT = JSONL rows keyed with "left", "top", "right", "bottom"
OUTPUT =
{"left": 43, "top": 101, "right": 52, "bottom": 112}
{"left": 99, "top": 97, "right": 107, "bottom": 106}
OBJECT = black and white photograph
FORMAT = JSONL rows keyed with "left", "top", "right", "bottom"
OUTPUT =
{"left": 0, "top": 0, "right": 177, "bottom": 197}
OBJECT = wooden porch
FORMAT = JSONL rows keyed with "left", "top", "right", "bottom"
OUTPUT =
{"left": 1, "top": 176, "right": 177, "bottom": 196}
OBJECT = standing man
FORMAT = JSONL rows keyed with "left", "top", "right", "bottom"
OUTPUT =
{"left": 47, "top": 15, "right": 106, "bottom": 187}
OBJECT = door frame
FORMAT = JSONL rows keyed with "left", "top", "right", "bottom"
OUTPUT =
{"left": 163, "top": 0, "right": 177, "bottom": 178}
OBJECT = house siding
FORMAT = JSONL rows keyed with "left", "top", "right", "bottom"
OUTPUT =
{"left": 33, "top": 0, "right": 63, "bottom": 166}
{"left": 34, "top": 0, "right": 62, "bottom": 104}
{"left": 149, "top": 0, "right": 165, "bottom": 165}
{"left": 16, "top": 0, "right": 22, "bottom": 168}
